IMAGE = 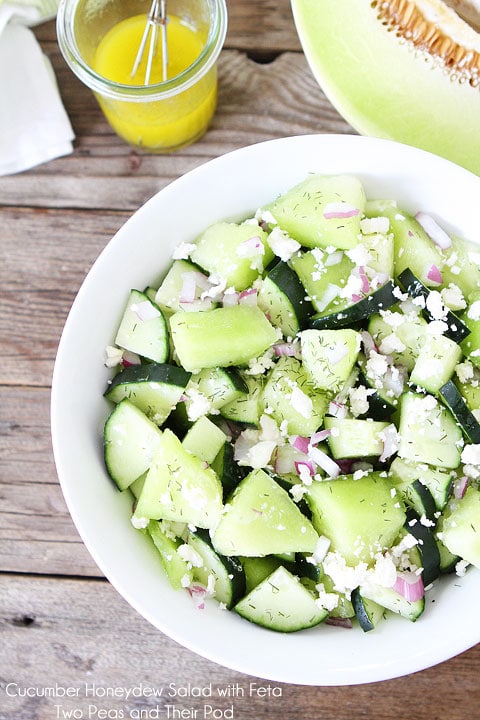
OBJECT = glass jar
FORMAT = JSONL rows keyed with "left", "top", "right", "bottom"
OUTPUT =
{"left": 57, "top": 0, "right": 228, "bottom": 152}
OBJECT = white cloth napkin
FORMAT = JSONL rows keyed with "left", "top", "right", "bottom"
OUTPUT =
{"left": 0, "top": 0, "right": 75, "bottom": 176}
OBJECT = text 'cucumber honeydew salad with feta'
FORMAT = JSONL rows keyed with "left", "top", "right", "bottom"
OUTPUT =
{"left": 102, "top": 173, "right": 480, "bottom": 633}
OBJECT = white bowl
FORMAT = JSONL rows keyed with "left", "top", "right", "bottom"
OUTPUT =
{"left": 51, "top": 134, "right": 480, "bottom": 686}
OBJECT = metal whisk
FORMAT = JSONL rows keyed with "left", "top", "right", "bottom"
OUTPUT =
{"left": 131, "top": 0, "right": 168, "bottom": 85}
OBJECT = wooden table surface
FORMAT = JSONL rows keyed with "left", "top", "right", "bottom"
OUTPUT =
{"left": 1, "top": 1, "right": 479, "bottom": 718}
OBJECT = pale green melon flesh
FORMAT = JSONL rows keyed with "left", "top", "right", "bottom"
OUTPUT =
{"left": 291, "top": 0, "right": 480, "bottom": 176}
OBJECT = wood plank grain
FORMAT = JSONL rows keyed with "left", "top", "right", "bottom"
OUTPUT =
{"left": 0, "top": 51, "right": 352, "bottom": 211}
{"left": 0, "top": 574, "right": 479, "bottom": 719}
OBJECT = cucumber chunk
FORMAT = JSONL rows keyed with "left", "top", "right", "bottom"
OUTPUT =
{"left": 211, "top": 468, "right": 319, "bottom": 557}
{"left": 261, "top": 356, "right": 329, "bottom": 436}
{"left": 264, "top": 174, "right": 366, "bottom": 250}
{"left": 182, "top": 416, "right": 227, "bottom": 464}
{"left": 439, "top": 380, "right": 480, "bottom": 444}
{"left": 234, "top": 566, "right": 328, "bottom": 632}
{"left": 257, "top": 260, "right": 313, "bottom": 337}
{"left": 133, "top": 428, "right": 223, "bottom": 529}
{"left": 114, "top": 289, "right": 169, "bottom": 362}
{"left": 105, "top": 362, "right": 191, "bottom": 426}
{"left": 190, "top": 222, "right": 273, "bottom": 291}
{"left": 306, "top": 473, "right": 406, "bottom": 565}
{"left": 104, "top": 399, "right": 163, "bottom": 491}
{"left": 148, "top": 520, "right": 192, "bottom": 591}
{"left": 397, "top": 392, "right": 463, "bottom": 470}
{"left": 170, "top": 305, "right": 278, "bottom": 371}
{"left": 185, "top": 528, "right": 246, "bottom": 608}
{"left": 441, "top": 486, "right": 480, "bottom": 569}
{"left": 409, "top": 335, "right": 462, "bottom": 394}
{"left": 300, "top": 328, "right": 361, "bottom": 392}
{"left": 358, "top": 581, "right": 425, "bottom": 622}
{"left": 309, "top": 281, "right": 398, "bottom": 330}
{"left": 324, "top": 417, "right": 391, "bottom": 459}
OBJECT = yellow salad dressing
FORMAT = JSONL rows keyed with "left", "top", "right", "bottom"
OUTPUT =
{"left": 93, "top": 14, "right": 217, "bottom": 150}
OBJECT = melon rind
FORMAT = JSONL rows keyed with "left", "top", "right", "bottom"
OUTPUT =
{"left": 291, "top": 0, "right": 480, "bottom": 176}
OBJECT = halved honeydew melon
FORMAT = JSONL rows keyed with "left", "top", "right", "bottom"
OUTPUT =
{"left": 291, "top": 0, "right": 480, "bottom": 175}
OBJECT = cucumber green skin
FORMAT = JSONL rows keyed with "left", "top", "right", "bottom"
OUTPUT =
{"left": 397, "top": 268, "right": 470, "bottom": 343}
{"left": 356, "top": 367, "right": 397, "bottom": 420}
{"left": 351, "top": 588, "right": 384, "bottom": 632}
{"left": 405, "top": 510, "right": 441, "bottom": 587}
{"left": 170, "top": 305, "right": 278, "bottom": 372}
{"left": 105, "top": 363, "right": 191, "bottom": 426}
{"left": 309, "top": 281, "right": 398, "bottom": 330}
{"left": 439, "top": 380, "right": 480, "bottom": 444}
{"left": 210, "top": 441, "right": 248, "bottom": 499}
{"left": 307, "top": 472, "right": 406, "bottom": 566}
{"left": 257, "top": 260, "right": 313, "bottom": 337}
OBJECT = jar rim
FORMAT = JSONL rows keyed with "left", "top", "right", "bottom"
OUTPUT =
{"left": 56, "top": 0, "right": 228, "bottom": 101}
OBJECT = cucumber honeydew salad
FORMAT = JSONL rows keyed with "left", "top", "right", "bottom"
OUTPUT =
{"left": 103, "top": 173, "right": 480, "bottom": 634}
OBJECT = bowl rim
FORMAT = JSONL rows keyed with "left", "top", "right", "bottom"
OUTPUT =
{"left": 51, "top": 133, "right": 480, "bottom": 686}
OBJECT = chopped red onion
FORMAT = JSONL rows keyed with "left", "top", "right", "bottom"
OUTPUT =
{"left": 308, "top": 445, "right": 341, "bottom": 478}
{"left": 454, "top": 475, "right": 469, "bottom": 499}
{"left": 238, "top": 288, "right": 258, "bottom": 305}
{"left": 351, "top": 293, "right": 363, "bottom": 303}
{"left": 273, "top": 341, "right": 300, "bottom": 358}
{"left": 328, "top": 401, "right": 347, "bottom": 419}
{"left": 358, "top": 266, "right": 371, "bottom": 295}
{"left": 325, "top": 617, "right": 353, "bottom": 628}
{"left": 236, "top": 235, "right": 264, "bottom": 257}
{"left": 291, "top": 435, "right": 310, "bottom": 454}
{"left": 131, "top": 300, "right": 161, "bottom": 321}
{"left": 186, "top": 584, "right": 207, "bottom": 610}
{"left": 122, "top": 350, "right": 141, "bottom": 367}
{"left": 393, "top": 573, "right": 424, "bottom": 602}
{"left": 310, "top": 429, "right": 332, "bottom": 445}
{"left": 360, "top": 330, "right": 378, "bottom": 356}
{"left": 416, "top": 211, "right": 452, "bottom": 249}
{"left": 323, "top": 202, "right": 359, "bottom": 219}
{"left": 426, "top": 264, "right": 443, "bottom": 285}
{"left": 179, "top": 272, "right": 198, "bottom": 303}
{"left": 295, "top": 460, "right": 315, "bottom": 477}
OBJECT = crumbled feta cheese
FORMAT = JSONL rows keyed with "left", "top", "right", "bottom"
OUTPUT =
{"left": 185, "top": 386, "right": 212, "bottom": 421}
{"left": 104, "top": 345, "right": 123, "bottom": 368}
{"left": 172, "top": 242, "right": 196, "bottom": 260}
{"left": 177, "top": 543, "right": 204, "bottom": 568}
{"left": 425, "top": 290, "right": 448, "bottom": 321}
{"left": 267, "top": 226, "right": 301, "bottom": 261}
{"left": 360, "top": 216, "right": 390, "bottom": 235}
{"left": 315, "top": 584, "right": 339, "bottom": 612}
{"left": 461, "top": 444, "right": 480, "bottom": 466}
{"left": 455, "top": 559, "right": 469, "bottom": 577}
{"left": 290, "top": 385, "right": 313, "bottom": 419}
{"left": 348, "top": 385, "right": 374, "bottom": 417}
{"left": 456, "top": 361, "right": 474, "bottom": 384}
{"left": 467, "top": 300, "right": 480, "bottom": 321}
{"left": 379, "top": 333, "right": 406, "bottom": 354}
{"left": 131, "top": 516, "right": 149, "bottom": 530}
{"left": 366, "top": 350, "right": 389, "bottom": 380}
{"left": 322, "top": 551, "right": 368, "bottom": 599}
{"left": 346, "top": 244, "right": 371, "bottom": 267}
{"left": 441, "top": 283, "right": 466, "bottom": 311}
